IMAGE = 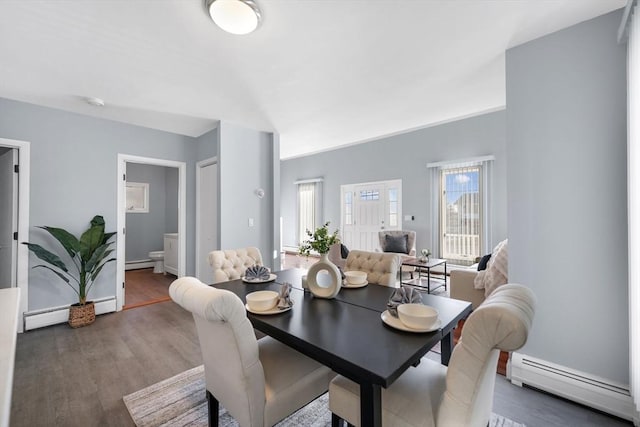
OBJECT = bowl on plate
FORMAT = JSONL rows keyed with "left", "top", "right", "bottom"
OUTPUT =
{"left": 344, "top": 270, "right": 367, "bottom": 285}
{"left": 397, "top": 304, "right": 438, "bottom": 330}
{"left": 246, "top": 290, "right": 279, "bottom": 312}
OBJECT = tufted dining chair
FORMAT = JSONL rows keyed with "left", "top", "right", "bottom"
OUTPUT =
{"left": 344, "top": 250, "right": 401, "bottom": 287}
{"left": 329, "top": 284, "right": 536, "bottom": 427}
{"left": 169, "top": 277, "right": 334, "bottom": 427}
{"left": 209, "top": 247, "right": 263, "bottom": 284}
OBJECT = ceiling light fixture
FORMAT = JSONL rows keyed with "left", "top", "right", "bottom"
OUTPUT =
{"left": 206, "top": 0, "right": 261, "bottom": 35}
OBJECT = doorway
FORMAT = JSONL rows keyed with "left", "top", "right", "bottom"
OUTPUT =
{"left": 195, "top": 157, "right": 218, "bottom": 283}
{"left": 116, "top": 154, "right": 186, "bottom": 312}
{"left": 340, "top": 179, "right": 402, "bottom": 251}
{"left": 0, "top": 138, "right": 31, "bottom": 332}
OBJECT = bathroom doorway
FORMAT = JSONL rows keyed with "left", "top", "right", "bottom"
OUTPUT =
{"left": 115, "top": 154, "right": 186, "bottom": 311}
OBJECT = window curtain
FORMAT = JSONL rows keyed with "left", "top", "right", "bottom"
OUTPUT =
{"left": 427, "top": 155, "right": 494, "bottom": 259}
{"left": 295, "top": 178, "right": 324, "bottom": 246}
{"left": 621, "top": 0, "right": 640, "bottom": 417}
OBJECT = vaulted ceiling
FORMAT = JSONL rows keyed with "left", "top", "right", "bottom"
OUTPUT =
{"left": 0, "top": 1, "right": 626, "bottom": 158}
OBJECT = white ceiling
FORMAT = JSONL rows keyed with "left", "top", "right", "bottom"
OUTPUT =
{"left": 0, "top": 0, "right": 626, "bottom": 159}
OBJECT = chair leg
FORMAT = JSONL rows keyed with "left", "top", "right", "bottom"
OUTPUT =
{"left": 206, "top": 390, "right": 219, "bottom": 427}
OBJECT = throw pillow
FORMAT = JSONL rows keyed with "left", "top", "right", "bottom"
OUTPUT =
{"left": 384, "top": 234, "right": 409, "bottom": 254}
{"left": 340, "top": 243, "right": 350, "bottom": 259}
{"left": 477, "top": 254, "right": 492, "bottom": 271}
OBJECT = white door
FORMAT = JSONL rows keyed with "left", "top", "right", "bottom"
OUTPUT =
{"left": 197, "top": 160, "right": 218, "bottom": 283}
{"left": 341, "top": 180, "right": 402, "bottom": 252}
{"left": 0, "top": 148, "right": 18, "bottom": 288}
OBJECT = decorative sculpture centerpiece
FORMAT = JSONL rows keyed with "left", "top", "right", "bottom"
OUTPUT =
{"left": 299, "top": 222, "right": 341, "bottom": 299}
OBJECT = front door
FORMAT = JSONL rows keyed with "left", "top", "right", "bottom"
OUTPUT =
{"left": 341, "top": 180, "right": 402, "bottom": 252}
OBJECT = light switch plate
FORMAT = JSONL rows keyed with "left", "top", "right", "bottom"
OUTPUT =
{"left": 248, "top": 218, "right": 254, "bottom": 227}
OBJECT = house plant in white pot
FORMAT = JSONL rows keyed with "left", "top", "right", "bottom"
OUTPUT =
{"left": 299, "top": 222, "right": 342, "bottom": 299}
{"left": 23, "top": 215, "right": 116, "bottom": 328}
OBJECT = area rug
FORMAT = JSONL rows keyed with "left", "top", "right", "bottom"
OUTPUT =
{"left": 123, "top": 365, "right": 525, "bottom": 427}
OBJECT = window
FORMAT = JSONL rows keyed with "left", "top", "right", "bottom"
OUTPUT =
{"left": 428, "top": 156, "right": 493, "bottom": 266}
{"left": 126, "top": 182, "right": 149, "bottom": 213}
{"left": 295, "top": 178, "right": 323, "bottom": 246}
{"left": 388, "top": 188, "right": 398, "bottom": 227}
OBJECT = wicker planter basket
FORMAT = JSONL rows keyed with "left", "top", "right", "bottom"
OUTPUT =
{"left": 68, "top": 301, "right": 96, "bottom": 328}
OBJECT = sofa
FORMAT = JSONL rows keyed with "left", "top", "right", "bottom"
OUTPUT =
{"left": 450, "top": 269, "right": 486, "bottom": 310}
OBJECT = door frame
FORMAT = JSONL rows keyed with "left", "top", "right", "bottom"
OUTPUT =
{"left": 195, "top": 156, "right": 218, "bottom": 281}
{"left": 116, "top": 154, "right": 186, "bottom": 311}
{"left": 0, "top": 137, "right": 30, "bottom": 332}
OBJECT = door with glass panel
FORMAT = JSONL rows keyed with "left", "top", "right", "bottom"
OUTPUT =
{"left": 341, "top": 180, "right": 402, "bottom": 252}
{"left": 440, "top": 166, "right": 482, "bottom": 265}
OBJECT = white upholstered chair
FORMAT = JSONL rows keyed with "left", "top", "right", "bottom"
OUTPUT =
{"left": 329, "top": 284, "right": 536, "bottom": 427}
{"left": 208, "top": 247, "right": 263, "bottom": 284}
{"left": 344, "top": 250, "right": 401, "bottom": 287}
{"left": 169, "top": 277, "right": 334, "bottom": 427}
{"left": 328, "top": 242, "right": 347, "bottom": 270}
{"left": 378, "top": 230, "right": 417, "bottom": 278}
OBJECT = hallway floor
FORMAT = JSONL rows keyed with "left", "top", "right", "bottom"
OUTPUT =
{"left": 124, "top": 268, "right": 175, "bottom": 309}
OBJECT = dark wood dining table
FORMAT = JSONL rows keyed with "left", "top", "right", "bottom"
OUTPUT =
{"left": 214, "top": 268, "right": 472, "bottom": 427}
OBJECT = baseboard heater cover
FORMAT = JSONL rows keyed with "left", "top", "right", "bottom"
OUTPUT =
{"left": 23, "top": 297, "right": 117, "bottom": 331}
{"left": 125, "top": 259, "right": 154, "bottom": 270}
{"left": 510, "top": 352, "right": 636, "bottom": 422}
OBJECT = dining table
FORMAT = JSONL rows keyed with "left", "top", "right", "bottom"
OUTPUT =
{"left": 214, "top": 268, "right": 472, "bottom": 427}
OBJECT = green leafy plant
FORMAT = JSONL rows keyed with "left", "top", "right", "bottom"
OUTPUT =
{"left": 23, "top": 215, "right": 116, "bottom": 305}
{"left": 299, "top": 222, "right": 340, "bottom": 256}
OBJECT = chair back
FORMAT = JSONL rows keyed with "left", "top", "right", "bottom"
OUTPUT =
{"left": 169, "top": 277, "right": 266, "bottom": 427}
{"left": 437, "top": 284, "right": 536, "bottom": 427}
{"left": 378, "top": 230, "right": 416, "bottom": 256}
{"left": 208, "top": 247, "right": 263, "bottom": 284}
{"left": 345, "top": 250, "right": 400, "bottom": 287}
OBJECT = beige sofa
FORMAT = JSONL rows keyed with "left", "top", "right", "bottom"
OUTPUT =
{"left": 450, "top": 269, "right": 486, "bottom": 310}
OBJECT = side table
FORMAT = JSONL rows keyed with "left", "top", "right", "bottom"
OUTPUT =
{"left": 400, "top": 258, "right": 447, "bottom": 294}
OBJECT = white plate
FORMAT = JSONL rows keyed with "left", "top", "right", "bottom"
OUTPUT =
{"left": 342, "top": 279, "right": 368, "bottom": 288}
{"left": 242, "top": 273, "right": 277, "bottom": 283}
{"left": 245, "top": 303, "right": 292, "bottom": 315}
{"left": 380, "top": 310, "right": 442, "bottom": 333}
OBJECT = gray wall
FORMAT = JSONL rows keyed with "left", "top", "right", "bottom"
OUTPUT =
{"left": 0, "top": 97, "right": 198, "bottom": 310}
{"left": 218, "top": 121, "right": 277, "bottom": 269}
{"left": 280, "top": 110, "right": 507, "bottom": 253}
{"left": 506, "top": 10, "right": 628, "bottom": 383}
{"left": 125, "top": 163, "right": 178, "bottom": 262}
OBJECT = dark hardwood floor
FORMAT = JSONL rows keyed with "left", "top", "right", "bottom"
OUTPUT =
{"left": 124, "top": 268, "right": 176, "bottom": 309}
{"left": 10, "top": 298, "right": 632, "bottom": 427}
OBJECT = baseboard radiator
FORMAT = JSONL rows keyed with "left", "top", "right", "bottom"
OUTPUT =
{"left": 23, "top": 296, "right": 117, "bottom": 331}
{"left": 511, "top": 352, "right": 637, "bottom": 422}
{"left": 125, "top": 259, "right": 154, "bottom": 270}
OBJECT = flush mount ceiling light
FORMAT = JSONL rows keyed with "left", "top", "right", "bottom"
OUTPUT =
{"left": 206, "top": 0, "right": 261, "bottom": 35}
{"left": 85, "top": 97, "right": 105, "bottom": 107}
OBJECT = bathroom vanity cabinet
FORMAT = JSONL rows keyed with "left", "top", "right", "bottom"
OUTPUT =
{"left": 163, "top": 233, "right": 178, "bottom": 276}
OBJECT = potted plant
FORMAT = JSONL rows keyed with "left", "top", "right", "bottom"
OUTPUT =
{"left": 420, "top": 248, "right": 431, "bottom": 263}
{"left": 23, "top": 215, "right": 116, "bottom": 328}
{"left": 299, "top": 221, "right": 340, "bottom": 256}
{"left": 299, "top": 222, "right": 342, "bottom": 299}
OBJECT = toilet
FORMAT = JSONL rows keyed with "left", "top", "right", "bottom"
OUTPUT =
{"left": 149, "top": 251, "right": 165, "bottom": 274}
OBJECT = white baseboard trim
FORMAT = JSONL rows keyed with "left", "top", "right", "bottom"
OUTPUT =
{"left": 125, "top": 260, "right": 154, "bottom": 270}
{"left": 23, "top": 297, "right": 117, "bottom": 331}
{"left": 511, "top": 352, "right": 636, "bottom": 422}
